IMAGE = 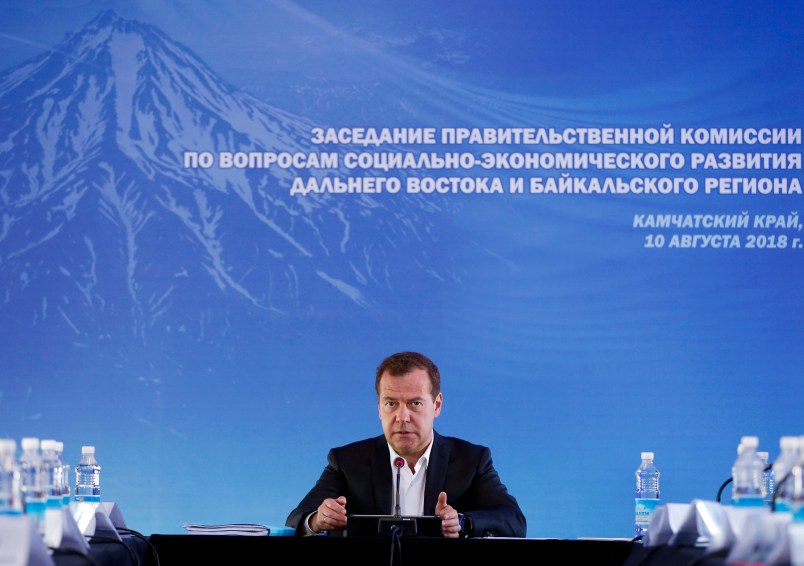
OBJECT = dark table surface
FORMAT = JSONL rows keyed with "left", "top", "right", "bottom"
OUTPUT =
{"left": 147, "top": 534, "right": 637, "bottom": 566}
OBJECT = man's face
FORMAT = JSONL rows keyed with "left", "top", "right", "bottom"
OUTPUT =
{"left": 378, "top": 367, "right": 442, "bottom": 462}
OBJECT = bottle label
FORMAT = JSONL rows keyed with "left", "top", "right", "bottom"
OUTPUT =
{"left": 74, "top": 494, "right": 101, "bottom": 503}
{"left": 774, "top": 501, "right": 791, "bottom": 513}
{"left": 635, "top": 498, "right": 660, "bottom": 526}
{"left": 0, "top": 509, "right": 23, "bottom": 516}
{"left": 731, "top": 496, "right": 765, "bottom": 508}
{"left": 24, "top": 499, "right": 46, "bottom": 519}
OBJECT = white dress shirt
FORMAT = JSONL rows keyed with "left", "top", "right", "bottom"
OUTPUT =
{"left": 304, "top": 440, "right": 435, "bottom": 534}
{"left": 389, "top": 441, "right": 433, "bottom": 516}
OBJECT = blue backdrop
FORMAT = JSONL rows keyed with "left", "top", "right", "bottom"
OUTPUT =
{"left": 1, "top": 0, "right": 802, "bottom": 538}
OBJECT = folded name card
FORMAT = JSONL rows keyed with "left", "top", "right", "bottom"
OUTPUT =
{"left": 0, "top": 515, "right": 56, "bottom": 566}
{"left": 643, "top": 503, "right": 689, "bottom": 547}
{"left": 667, "top": 499, "right": 735, "bottom": 550}
{"left": 789, "top": 522, "right": 804, "bottom": 566}
{"left": 725, "top": 509, "right": 790, "bottom": 566}
{"left": 93, "top": 505, "right": 122, "bottom": 541}
{"left": 99, "top": 501, "right": 127, "bottom": 530}
{"left": 69, "top": 501, "right": 99, "bottom": 536}
{"left": 43, "top": 507, "right": 91, "bottom": 555}
{"left": 689, "top": 499, "right": 735, "bottom": 552}
{"left": 645, "top": 499, "right": 793, "bottom": 566}
{"left": 69, "top": 500, "right": 122, "bottom": 541}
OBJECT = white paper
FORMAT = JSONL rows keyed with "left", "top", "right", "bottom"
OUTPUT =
{"left": 182, "top": 523, "right": 269, "bottom": 536}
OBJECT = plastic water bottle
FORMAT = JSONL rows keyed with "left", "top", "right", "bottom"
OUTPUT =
{"left": 791, "top": 436, "right": 804, "bottom": 522}
{"left": 758, "top": 451, "right": 775, "bottom": 506}
{"left": 74, "top": 446, "right": 101, "bottom": 503}
{"left": 792, "top": 465, "right": 804, "bottom": 523}
{"left": 773, "top": 436, "right": 801, "bottom": 513}
{"left": 0, "top": 439, "right": 23, "bottom": 515}
{"left": 19, "top": 437, "right": 46, "bottom": 530}
{"left": 731, "top": 436, "right": 765, "bottom": 507}
{"left": 40, "top": 439, "right": 63, "bottom": 509}
{"left": 635, "top": 451, "right": 661, "bottom": 538}
{"left": 56, "top": 441, "right": 71, "bottom": 507}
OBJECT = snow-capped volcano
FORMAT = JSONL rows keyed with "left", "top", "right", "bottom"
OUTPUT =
{"left": 0, "top": 10, "right": 458, "bottom": 344}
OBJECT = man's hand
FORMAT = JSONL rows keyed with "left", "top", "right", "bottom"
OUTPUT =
{"left": 436, "top": 491, "right": 461, "bottom": 538}
{"left": 311, "top": 496, "right": 348, "bottom": 533}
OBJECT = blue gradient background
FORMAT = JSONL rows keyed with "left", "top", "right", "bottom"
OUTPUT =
{"left": 0, "top": 0, "right": 802, "bottom": 539}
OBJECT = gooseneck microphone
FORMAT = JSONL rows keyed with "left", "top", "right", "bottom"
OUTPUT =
{"left": 393, "top": 457, "right": 405, "bottom": 518}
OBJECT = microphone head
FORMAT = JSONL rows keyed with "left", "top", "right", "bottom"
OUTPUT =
{"left": 394, "top": 457, "right": 405, "bottom": 469}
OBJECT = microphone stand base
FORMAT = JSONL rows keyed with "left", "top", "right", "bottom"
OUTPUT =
{"left": 378, "top": 517, "right": 418, "bottom": 536}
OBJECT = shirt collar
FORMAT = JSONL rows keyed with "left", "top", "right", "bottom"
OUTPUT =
{"left": 388, "top": 439, "right": 434, "bottom": 474}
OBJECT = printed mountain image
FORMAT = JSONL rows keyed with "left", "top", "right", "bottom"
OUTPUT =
{"left": 0, "top": 10, "right": 461, "bottom": 358}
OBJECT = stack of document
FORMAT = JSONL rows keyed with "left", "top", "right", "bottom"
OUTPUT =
{"left": 182, "top": 523, "right": 270, "bottom": 536}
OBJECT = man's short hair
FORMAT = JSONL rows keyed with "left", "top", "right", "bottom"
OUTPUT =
{"left": 375, "top": 351, "right": 441, "bottom": 399}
